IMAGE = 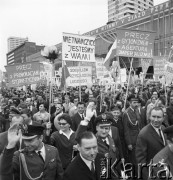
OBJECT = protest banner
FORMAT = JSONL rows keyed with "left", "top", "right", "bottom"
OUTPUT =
{"left": 62, "top": 32, "right": 95, "bottom": 62}
{"left": 95, "top": 57, "right": 109, "bottom": 80}
{"left": 141, "top": 58, "right": 151, "bottom": 76}
{"left": 5, "top": 61, "right": 41, "bottom": 87}
{"left": 116, "top": 28, "right": 156, "bottom": 58}
{"left": 153, "top": 56, "right": 166, "bottom": 76}
{"left": 165, "top": 62, "right": 173, "bottom": 85}
{"left": 66, "top": 66, "right": 92, "bottom": 87}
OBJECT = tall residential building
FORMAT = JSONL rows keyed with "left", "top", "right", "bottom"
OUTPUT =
{"left": 108, "top": 0, "right": 154, "bottom": 22}
{"left": 7, "top": 36, "right": 28, "bottom": 52}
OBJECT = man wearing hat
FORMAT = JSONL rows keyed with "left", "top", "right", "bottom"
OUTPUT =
{"left": 76, "top": 105, "right": 119, "bottom": 179}
{"left": 0, "top": 123, "right": 63, "bottom": 180}
{"left": 148, "top": 125, "right": 173, "bottom": 180}
{"left": 122, "top": 95, "right": 140, "bottom": 166}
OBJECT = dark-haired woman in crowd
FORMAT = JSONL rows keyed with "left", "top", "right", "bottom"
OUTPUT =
{"left": 45, "top": 113, "right": 77, "bottom": 170}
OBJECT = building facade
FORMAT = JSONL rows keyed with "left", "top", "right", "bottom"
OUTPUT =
{"left": 7, "top": 36, "right": 28, "bottom": 52}
{"left": 108, "top": 0, "right": 153, "bottom": 22}
{"left": 25, "top": 0, "right": 173, "bottom": 77}
{"left": 6, "top": 42, "right": 44, "bottom": 65}
{"left": 84, "top": 0, "right": 173, "bottom": 76}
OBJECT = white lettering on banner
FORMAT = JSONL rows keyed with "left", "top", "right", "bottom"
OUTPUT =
{"left": 62, "top": 33, "right": 95, "bottom": 62}
{"left": 13, "top": 71, "right": 40, "bottom": 78}
{"left": 11, "top": 76, "right": 40, "bottom": 85}
{"left": 116, "top": 29, "right": 155, "bottom": 58}
{"left": 16, "top": 64, "right": 32, "bottom": 71}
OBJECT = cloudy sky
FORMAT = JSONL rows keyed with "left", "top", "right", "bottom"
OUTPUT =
{"left": 0, "top": 0, "right": 168, "bottom": 71}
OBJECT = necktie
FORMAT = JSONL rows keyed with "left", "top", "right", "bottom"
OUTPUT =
{"left": 37, "top": 151, "right": 44, "bottom": 162}
{"left": 103, "top": 140, "right": 109, "bottom": 149}
{"left": 81, "top": 114, "right": 84, "bottom": 120}
{"left": 158, "top": 129, "right": 165, "bottom": 145}
{"left": 91, "top": 161, "right": 95, "bottom": 174}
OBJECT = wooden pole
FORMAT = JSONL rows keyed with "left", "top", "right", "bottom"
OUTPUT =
{"left": 123, "top": 57, "right": 134, "bottom": 110}
{"left": 79, "top": 62, "right": 82, "bottom": 101}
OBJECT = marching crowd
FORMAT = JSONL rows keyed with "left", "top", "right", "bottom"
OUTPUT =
{"left": 0, "top": 82, "right": 173, "bottom": 180}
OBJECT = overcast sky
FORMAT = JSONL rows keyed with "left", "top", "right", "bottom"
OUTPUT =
{"left": 0, "top": 0, "right": 168, "bottom": 71}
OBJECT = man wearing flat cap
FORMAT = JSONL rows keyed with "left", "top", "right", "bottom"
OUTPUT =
{"left": 148, "top": 125, "right": 173, "bottom": 180}
{"left": 122, "top": 95, "right": 140, "bottom": 166}
{"left": 0, "top": 123, "right": 63, "bottom": 180}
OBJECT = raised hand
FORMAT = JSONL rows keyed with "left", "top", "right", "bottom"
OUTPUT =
{"left": 6, "top": 123, "right": 22, "bottom": 149}
{"left": 85, "top": 102, "right": 95, "bottom": 121}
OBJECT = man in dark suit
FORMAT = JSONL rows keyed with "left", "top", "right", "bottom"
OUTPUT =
{"left": 63, "top": 131, "right": 107, "bottom": 180}
{"left": 0, "top": 123, "right": 63, "bottom": 180}
{"left": 71, "top": 102, "right": 85, "bottom": 131}
{"left": 136, "top": 107, "right": 167, "bottom": 179}
{"left": 148, "top": 125, "right": 173, "bottom": 180}
{"left": 75, "top": 110, "right": 120, "bottom": 179}
{"left": 24, "top": 98, "right": 38, "bottom": 118}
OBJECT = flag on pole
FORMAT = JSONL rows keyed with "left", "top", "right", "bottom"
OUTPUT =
{"left": 60, "top": 60, "right": 70, "bottom": 89}
{"left": 104, "top": 39, "right": 117, "bottom": 70}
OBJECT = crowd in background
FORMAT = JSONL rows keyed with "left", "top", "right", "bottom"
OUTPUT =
{"left": 0, "top": 82, "right": 173, "bottom": 179}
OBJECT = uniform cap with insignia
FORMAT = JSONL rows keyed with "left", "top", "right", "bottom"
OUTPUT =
{"left": 95, "top": 113, "right": 113, "bottom": 126}
{"left": 22, "top": 124, "right": 45, "bottom": 140}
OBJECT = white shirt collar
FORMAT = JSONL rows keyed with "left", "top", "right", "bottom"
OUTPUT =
{"left": 59, "top": 129, "right": 74, "bottom": 139}
{"left": 102, "top": 137, "right": 109, "bottom": 145}
{"left": 80, "top": 153, "right": 93, "bottom": 170}
{"left": 35, "top": 143, "right": 46, "bottom": 161}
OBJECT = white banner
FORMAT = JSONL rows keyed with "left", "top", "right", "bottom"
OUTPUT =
{"left": 119, "top": 68, "right": 127, "bottom": 83}
{"left": 66, "top": 66, "right": 92, "bottom": 87}
{"left": 62, "top": 32, "right": 95, "bottom": 62}
{"left": 165, "top": 62, "right": 173, "bottom": 85}
{"left": 95, "top": 57, "right": 108, "bottom": 79}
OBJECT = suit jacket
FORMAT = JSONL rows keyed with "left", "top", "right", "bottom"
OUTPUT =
{"left": 136, "top": 124, "right": 167, "bottom": 165}
{"left": 71, "top": 112, "right": 83, "bottom": 131}
{"left": 76, "top": 124, "right": 117, "bottom": 163}
{"left": 110, "top": 126, "right": 124, "bottom": 159}
{"left": 136, "top": 124, "right": 167, "bottom": 179}
{"left": 122, "top": 107, "right": 140, "bottom": 146}
{"left": 148, "top": 145, "right": 173, "bottom": 180}
{"left": 0, "top": 131, "right": 7, "bottom": 155}
{"left": 137, "top": 107, "right": 147, "bottom": 129}
{"left": 0, "top": 144, "right": 63, "bottom": 180}
{"left": 63, "top": 153, "right": 105, "bottom": 180}
{"left": 166, "top": 106, "right": 173, "bottom": 125}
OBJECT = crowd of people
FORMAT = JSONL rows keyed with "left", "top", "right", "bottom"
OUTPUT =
{"left": 0, "top": 82, "right": 173, "bottom": 180}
